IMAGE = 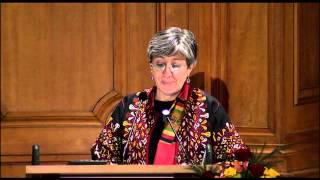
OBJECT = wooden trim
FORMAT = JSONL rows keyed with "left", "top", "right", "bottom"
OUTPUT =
{"left": 1, "top": 112, "right": 100, "bottom": 128}
{"left": 186, "top": 3, "right": 190, "bottom": 30}
{"left": 281, "top": 143, "right": 318, "bottom": 156}
{"left": 212, "top": 3, "right": 229, "bottom": 109}
{"left": 1, "top": 119, "right": 100, "bottom": 128}
{"left": 92, "top": 90, "right": 122, "bottom": 124}
{"left": 1, "top": 154, "right": 91, "bottom": 163}
{"left": 156, "top": 3, "right": 166, "bottom": 31}
{"left": 293, "top": 3, "right": 320, "bottom": 105}
{"left": 113, "top": 3, "right": 127, "bottom": 96}
{"left": 298, "top": 87, "right": 320, "bottom": 104}
{"left": 238, "top": 127, "right": 278, "bottom": 144}
{"left": 284, "top": 128, "right": 319, "bottom": 143}
{"left": 281, "top": 168, "right": 319, "bottom": 178}
{"left": 238, "top": 127, "right": 275, "bottom": 136}
{"left": 1, "top": 111, "right": 94, "bottom": 119}
{"left": 219, "top": 3, "right": 229, "bottom": 85}
{"left": 293, "top": 3, "right": 300, "bottom": 105}
{"left": 266, "top": 3, "right": 284, "bottom": 138}
{"left": 210, "top": 3, "right": 219, "bottom": 97}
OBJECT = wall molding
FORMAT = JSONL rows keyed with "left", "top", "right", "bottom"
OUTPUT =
{"left": 1, "top": 112, "right": 100, "bottom": 128}
{"left": 293, "top": 3, "right": 320, "bottom": 105}
{"left": 92, "top": 90, "right": 123, "bottom": 124}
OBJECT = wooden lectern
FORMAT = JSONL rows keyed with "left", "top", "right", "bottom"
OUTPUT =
{"left": 25, "top": 165, "right": 197, "bottom": 178}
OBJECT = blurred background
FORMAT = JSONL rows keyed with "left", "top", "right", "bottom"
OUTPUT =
{"left": 1, "top": 3, "right": 319, "bottom": 177}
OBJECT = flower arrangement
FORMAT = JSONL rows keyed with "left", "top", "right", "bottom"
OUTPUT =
{"left": 192, "top": 144, "right": 283, "bottom": 178}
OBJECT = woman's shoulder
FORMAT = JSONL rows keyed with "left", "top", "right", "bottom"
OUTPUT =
{"left": 191, "top": 88, "right": 221, "bottom": 113}
{"left": 192, "top": 88, "right": 230, "bottom": 131}
{"left": 122, "top": 87, "right": 153, "bottom": 102}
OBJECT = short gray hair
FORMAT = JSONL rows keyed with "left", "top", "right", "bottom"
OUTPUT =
{"left": 147, "top": 27, "right": 197, "bottom": 67}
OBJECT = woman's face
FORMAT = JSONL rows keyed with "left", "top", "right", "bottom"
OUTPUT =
{"left": 150, "top": 53, "right": 195, "bottom": 101}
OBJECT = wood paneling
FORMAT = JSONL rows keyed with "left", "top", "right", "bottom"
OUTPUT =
{"left": 189, "top": 3, "right": 214, "bottom": 93}
{"left": 163, "top": 3, "right": 189, "bottom": 29}
{"left": 284, "top": 3, "right": 320, "bottom": 135}
{"left": 1, "top": 125, "right": 100, "bottom": 155}
{"left": 1, "top": 3, "right": 114, "bottom": 178}
{"left": 294, "top": 3, "right": 320, "bottom": 105}
{"left": 1, "top": 3, "right": 113, "bottom": 112}
{"left": 1, "top": 2, "right": 319, "bottom": 178}
{"left": 213, "top": 4, "right": 286, "bottom": 146}
{"left": 227, "top": 3, "right": 269, "bottom": 128}
{"left": 123, "top": 3, "right": 156, "bottom": 94}
{"left": 282, "top": 3, "right": 319, "bottom": 177}
{"left": 112, "top": 3, "right": 156, "bottom": 96}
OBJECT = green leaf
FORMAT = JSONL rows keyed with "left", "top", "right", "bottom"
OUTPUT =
{"left": 190, "top": 165, "right": 205, "bottom": 176}
{"left": 264, "top": 160, "right": 283, "bottom": 168}
{"left": 260, "top": 147, "right": 281, "bottom": 162}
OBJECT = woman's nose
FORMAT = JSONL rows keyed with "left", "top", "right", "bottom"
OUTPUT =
{"left": 163, "top": 65, "right": 173, "bottom": 76}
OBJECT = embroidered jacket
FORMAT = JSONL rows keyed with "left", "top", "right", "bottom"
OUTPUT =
{"left": 91, "top": 82, "right": 246, "bottom": 164}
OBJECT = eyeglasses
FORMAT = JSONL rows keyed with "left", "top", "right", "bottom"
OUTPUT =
{"left": 150, "top": 62, "right": 187, "bottom": 74}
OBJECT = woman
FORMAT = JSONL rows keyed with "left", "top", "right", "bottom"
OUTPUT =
{"left": 91, "top": 27, "right": 246, "bottom": 165}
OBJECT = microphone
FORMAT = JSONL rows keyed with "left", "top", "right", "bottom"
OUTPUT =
{"left": 32, "top": 144, "right": 40, "bottom": 165}
{"left": 161, "top": 109, "right": 190, "bottom": 164}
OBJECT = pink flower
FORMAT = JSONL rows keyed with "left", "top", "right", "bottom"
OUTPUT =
{"left": 243, "top": 161, "right": 249, "bottom": 170}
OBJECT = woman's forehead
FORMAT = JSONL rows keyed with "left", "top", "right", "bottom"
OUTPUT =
{"left": 153, "top": 53, "right": 186, "bottom": 61}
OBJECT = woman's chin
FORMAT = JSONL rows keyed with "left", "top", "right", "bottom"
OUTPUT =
{"left": 158, "top": 88, "right": 179, "bottom": 97}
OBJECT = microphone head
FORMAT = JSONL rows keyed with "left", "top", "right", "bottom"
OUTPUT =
{"left": 162, "top": 109, "right": 170, "bottom": 116}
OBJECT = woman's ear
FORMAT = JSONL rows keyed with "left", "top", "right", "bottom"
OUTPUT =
{"left": 188, "top": 62, "right": 197, "bottom": 71}
{"left": 149, "top": 63, "right": 154, "bottom": 72}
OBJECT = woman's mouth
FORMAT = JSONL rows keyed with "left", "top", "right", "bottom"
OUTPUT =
{"left": 161, "top": 81, "right": 175, "bottom": 85}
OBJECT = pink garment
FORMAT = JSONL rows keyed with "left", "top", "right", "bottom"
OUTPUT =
{"left": 153, "top": 141, "right": 176, "bottom": 165}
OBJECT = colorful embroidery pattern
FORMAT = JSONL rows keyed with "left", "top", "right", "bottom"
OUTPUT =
{"left": 153, "top": 99, "right": 184, "bottom": 164}
{"left": 122, "top": 91, "right": 154, "bottom": 164}
{"left": 212, "top": 122, "right": 246, "bottom": 162}
{"left": 91, "top": 117, "right": 121, "bottom": 164}
{"left": 176, "top": 88, "right": 210, "bottom": 164}
{"left": 122, "top": 87, "right": 211, "bottom": 164}
{"left": 91, "top": 83, "right": 246, "bottom": 165}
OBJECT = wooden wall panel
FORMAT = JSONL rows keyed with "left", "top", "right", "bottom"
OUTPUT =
{"left": 1, "top": 3, "right": 113, "bottom": 112}
{"left": 282, "top": 3, "right": 319, "bottom": 177}
{"left": 99, "top": 2, "right": 158, "bottom": 123}
{"left": 124, "top": 3, "right": 156, "bottom": 94}
{"left": 285, "top": 3, "right": 320, "bottom": 135}
{"left": 163, "top": 3, "right": 189, "bottom": 29}
{"left": 294, "top": 3, "right": 320, "bottom": 105}
{"left": 214, "top": 3, "right": 284, "bottom": 145}
{"left": 189, "top": 3, "right": 214, "bottom": 92}
{"left": 1, "top": 127, "right": 99, "bottom": 157}
{"left": 298, "top": 4, "right": 319, "bottom": 89}
{"left": 227, "top": 3, "right": 269, "bottom": 128}
{"left": 111, "top": 3, "right": 157, "bottom": 96}
{"left": 0, "top": 3, "right": 114, "bottom": 178}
